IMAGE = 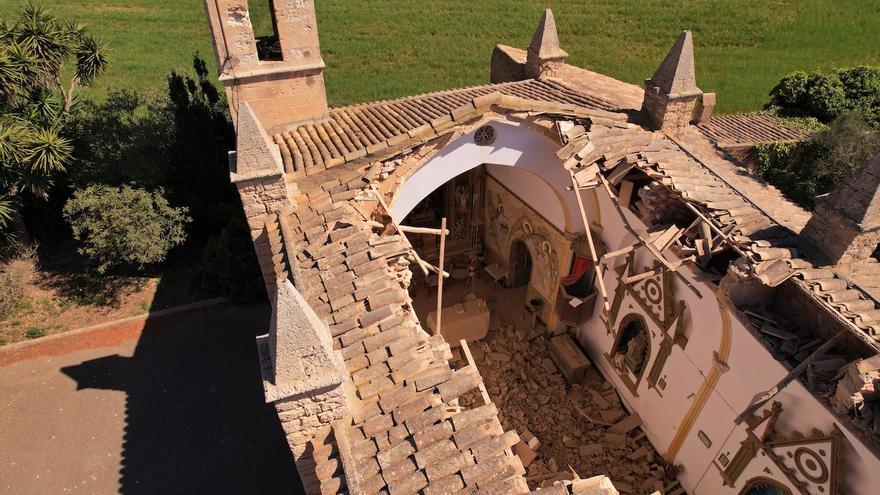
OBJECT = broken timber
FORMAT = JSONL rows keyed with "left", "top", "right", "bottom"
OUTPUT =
{"left": 569, "top": 170, "right": 610, "bottom": 312}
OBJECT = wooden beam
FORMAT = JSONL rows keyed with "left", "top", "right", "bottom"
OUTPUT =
{"left": 569, "top": 170, "right": 610, "bottom": 311}
{"left": 734, "top": 331, "right": 847, "bottom": 424}
{"left": 398, "top": 225, "right": 450, "bottom": 236}
{"left": 369, "top": 186, "right": 430, "bottom": 277}
{"left": 435, "top": 217, "right": 447, "bottom": 337}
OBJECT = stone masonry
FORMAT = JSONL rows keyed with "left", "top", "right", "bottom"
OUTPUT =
{"left": 801, "top": 153, "right": 880, "bottom": 264}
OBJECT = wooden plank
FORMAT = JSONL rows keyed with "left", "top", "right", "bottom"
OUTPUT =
{"left": 435, "top": 217, "right": 447, "bottom": 337}
{"left": 618, "top": 180, "right": 635, "bottom": 207}
{"left": 569, "top": 170, "right": 610, "bottom": 311}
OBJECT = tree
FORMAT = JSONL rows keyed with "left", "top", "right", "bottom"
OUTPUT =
{"left": 0, "top": 3, "right": 107, "bottom": 240}
{"left": 767, "top": 66, "right": 880, "bottom": 127}
{"left": 63, "top": 185, "right": 190, "bottom": 273}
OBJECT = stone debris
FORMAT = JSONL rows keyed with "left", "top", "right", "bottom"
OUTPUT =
{"left": 830, "top": 355, "right": 880, "bottom": 437}
{"left": 454, "top": 322, "right": 667, "bottom": 493}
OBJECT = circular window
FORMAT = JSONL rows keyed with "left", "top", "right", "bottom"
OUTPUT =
{"left": 474, "top": 125, "right": 496, "bottom": 146}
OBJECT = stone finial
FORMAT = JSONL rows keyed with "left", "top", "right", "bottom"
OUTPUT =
{"left": 641, "top": 31, "right": 703, "bottom": 132}
{"left": 525, "top": 9, "right": 568, "bottom": 78}
{"left": 648, "top": 31, "right": 700, "bottom": 97}
{"left": 269, "top": 279, "right": 344, "bottom": 393}
{"left": 801, "top": 153, "right": 880, "bottom": 264}
{"left": 232, "top": 101, "right": 284, "bottom": 180}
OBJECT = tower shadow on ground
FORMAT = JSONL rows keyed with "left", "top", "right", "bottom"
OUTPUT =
{"left": 60, "top": 303, "right": 304, "bottom": 495}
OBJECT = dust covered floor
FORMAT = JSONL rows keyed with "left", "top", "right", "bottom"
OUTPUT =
{"left": 410, "top": 274, "right": 680, "bottom": 494}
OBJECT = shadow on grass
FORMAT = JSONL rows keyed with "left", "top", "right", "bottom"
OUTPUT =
{"left": 59, "top": 302, "right": 304, "bottom": 494}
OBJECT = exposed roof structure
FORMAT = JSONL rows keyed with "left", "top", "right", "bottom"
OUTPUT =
{"left": 272, "top": 80, "right": 617, "bottom": 174}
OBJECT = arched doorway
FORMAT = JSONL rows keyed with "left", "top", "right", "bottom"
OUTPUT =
{"left": 739, "top": 477, "right": 792, "bottom": 495}
{"left": 510, "top": 239, "right": 533, "bottom": 288}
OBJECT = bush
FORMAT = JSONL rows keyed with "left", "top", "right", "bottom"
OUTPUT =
{"left": 64, "top": 185, "right": 190, "bottom": 273}
{"left": 0, "top": 247, "right": 37, "bottom": 320}
{"left": 194, "top": 213, "right": 265, "bottom": 303}
{"left": 755, "top": 112, "right": 880, "bottom": 209}
{"left": 768, "top": 66, "right": 880, "bottom": 127}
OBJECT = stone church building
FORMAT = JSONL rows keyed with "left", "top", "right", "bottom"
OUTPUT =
{"left": 203, "top": 2, "right": 880, "bottom": 494}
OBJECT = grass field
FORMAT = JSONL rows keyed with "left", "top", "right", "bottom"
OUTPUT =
{"left": 1, "top": 1, "right": 879, "bottom": 113}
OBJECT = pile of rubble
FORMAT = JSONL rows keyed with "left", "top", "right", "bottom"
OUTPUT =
{"left": 452, "top": 319, "right": 680, "bottom": 494}
{"left": 831, "top": 355, "right": 880, "bottom": 442}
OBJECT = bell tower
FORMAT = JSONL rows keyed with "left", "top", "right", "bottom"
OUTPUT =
{"left": 203, "top": 0, "right": 329, "bottom": 130}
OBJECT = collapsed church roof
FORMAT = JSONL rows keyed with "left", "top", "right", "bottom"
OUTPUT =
{"left": 204, "top": 1, "right": 880, "bottom": 494}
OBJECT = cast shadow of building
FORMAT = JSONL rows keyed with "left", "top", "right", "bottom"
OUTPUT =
{"left": 61, "top": 304, "right": 304, "bottom": 495}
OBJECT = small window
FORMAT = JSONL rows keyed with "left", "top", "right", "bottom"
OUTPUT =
{"left": 474, "top": 125, "right": 497, "bottom": 146}
{"left": 698, "top": 430, "right": 712, "bottom": 448}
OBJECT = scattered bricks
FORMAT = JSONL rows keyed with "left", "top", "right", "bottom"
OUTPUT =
{"left": 453, "top": 418, "right": 504, "bottom": 450}
{"left": 360, "top": 305, "right": 395, "bottom": 329}
{"left": 601, "top": 408, "right": 626, "bottom": 424}
{"left": 534, "top": 485, "right": 567, "bottom": 495}
{"left": 329, "top": 293, "right": 356, "bottom": 312}
{"left": 470, "top": 430, "right": 520, "bottom": 463}
{"left": 393, "top": 395, "right": 434, "bottom": 425}
{"left": 382, "top": 456, "right": 418, "bottom": 484}
{"left": 309, "top": 240, "right": 346, "bottom": 260}
{"left": 588, "top": 388, "right": 611, "bottom": 409}
{"left": 513, "top": 440, "right": 537, "bottom": 467}
{"left": 414, "top": 367, "right": 453, "bottom": 391}
{"left": 425, "top": 451, "right": 471, "bottom": 482}
{"left": 317, "top": 252, "right": 346, "bottom": 271}
{"left": 405, "top": 405, "right": 445, "bottom": 435}
{"left": 359, "top": 376, "right": 395, "bottom": 400}
{"left": 609, "top": 414, "right": 642, "bottom": 435}
{"left": 369, "top": 241, "right": 409, "bottom": 260}
{"left": 377, "top": 439, "right": 416, "bottom": 469}
{"left": 387, "top": 347, "right": 425, "bottom": 371}
{"left": 628, "top": 446, "right": 648, "bottom": 461}
{"left": 437, "top": 369, "right": 481, "bottom": 402}
{"left": 604, "top": 432, "right": 626, "bottom": 448}
{"left": 580, "top": 444, "right": 604, "bottom": 457}
{"left": 413, "top": 439, "right": 457, "bottom": 469}
{"left": 413, "top": 420, "right": 454, "bottom": 450}
{"left": 363, "top": 413, "right": 395, "bottom": 438}
{"left": 346, "top": 249, "right": 372, "bottom": 268}
{"left": 450, "top": 404, "right": 497, "bottom": 431}
{"left": 386, "top": 470, "right": 427, "bottom": 495}
{"left": 379, "top": 383, "right": 418, "bottom": 413}
{"left": 326, "top": 283, "right": 356, "bottom": 303}
{"left": 422, "top": 473, "right": 464, "bottom": 495}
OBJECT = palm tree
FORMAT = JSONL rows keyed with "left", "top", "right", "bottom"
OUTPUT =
{"left": 0, "top": 3, "right": 107, "bottom": 242}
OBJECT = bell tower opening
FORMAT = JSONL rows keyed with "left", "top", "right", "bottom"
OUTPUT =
{"left": 250, "top": 0, "right": 282, "bottom": 61}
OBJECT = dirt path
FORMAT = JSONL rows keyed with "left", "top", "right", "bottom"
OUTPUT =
{"left": 0, "top": 305, "right": 303, "bottom": 495}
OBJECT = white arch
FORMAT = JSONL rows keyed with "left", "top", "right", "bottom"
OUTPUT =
{"left": 389, "top": 119, "right": 585, "bottom": 233}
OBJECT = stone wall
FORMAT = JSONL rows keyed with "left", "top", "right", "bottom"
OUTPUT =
{"left": 801, "top": 202, "right": 879, "bottom": 265}
{"left": 641, "top": 87, "right": 698, "bottom": 133}
{"left": 275, "top": 384, "right": 347, "bottom": 456}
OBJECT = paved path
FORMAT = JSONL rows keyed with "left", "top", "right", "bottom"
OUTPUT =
{"left": 0, "top": 305, "right": 304, "bottom": 495}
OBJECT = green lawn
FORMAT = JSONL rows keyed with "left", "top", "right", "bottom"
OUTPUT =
{"left": 2, "top": 0, "right": 878, "bottom": 113}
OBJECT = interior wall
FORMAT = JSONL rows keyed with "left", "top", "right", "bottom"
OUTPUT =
{"left": 483, "top": 175, "right": 572, "bottom": 327}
